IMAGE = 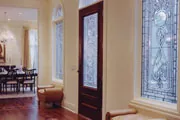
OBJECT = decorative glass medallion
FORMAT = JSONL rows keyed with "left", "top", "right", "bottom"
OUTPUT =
{"left": 141, "top": 0, "right": 178, "bottom": 103}
{"left": 83, "top": 13, "right": 98, "bottom": 89}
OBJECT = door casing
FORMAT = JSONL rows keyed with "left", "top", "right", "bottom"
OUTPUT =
{"left": 78, "top": 1, "right": 103, "bottom": 120}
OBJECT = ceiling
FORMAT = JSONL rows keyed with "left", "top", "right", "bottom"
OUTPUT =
{"left": 0, "top": 6, "right": 37, "bottom": 22}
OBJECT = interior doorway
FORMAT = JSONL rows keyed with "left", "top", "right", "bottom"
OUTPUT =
{"left": 78, "top": 1, "right": 103, "bottom": 119}
{"left": 0, "top": 6, "right": 39, "bottom": 98}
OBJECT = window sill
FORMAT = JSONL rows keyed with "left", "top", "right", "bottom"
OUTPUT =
{"left": 129, "top": 98, "right": 180, "bottom": 119}
{"left": 52, "top": 78, "right": 63, "bottom": 85}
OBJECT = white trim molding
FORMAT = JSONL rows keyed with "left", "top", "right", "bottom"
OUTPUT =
{"left": 51, "top": 3, "right": 65, "bottom": 82}
{"left": 129, "top": 99, "right": 180, "bottom": 120}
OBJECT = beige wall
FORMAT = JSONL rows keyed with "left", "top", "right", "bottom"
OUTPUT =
{"left": 0, "top": 0, "right": 51, "bottom": 85}
{"left": 0, "top": 21, "right": 37, "bottom": 66}
{"left": 62, "top": 0, "right": 79, "bottom": 112}
{"left": 0, "top": 23, "right": 23, "bottom": 66}
{"left": 105, "top": 0, "right": 134, "bottom": 111}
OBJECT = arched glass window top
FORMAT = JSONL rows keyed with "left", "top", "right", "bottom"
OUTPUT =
{"left": 56, "top": 6, "right": 63, "bottom": 18}
{"left": 141, "top": 0, "right": 178, "bottom": 103}
{"left": 79, "top": 0, "right": 100, "bottom": 8}
{"left": 53, "top": 5, "right": 63, "bottom": 20}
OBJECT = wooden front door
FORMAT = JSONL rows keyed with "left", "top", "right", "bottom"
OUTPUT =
{"left": 79, "top": 1, "right": 103, "bottom": 120}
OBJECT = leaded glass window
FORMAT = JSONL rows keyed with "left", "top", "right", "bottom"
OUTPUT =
{"left": 83, "top": 13, "right": 98, "bottom": 89}
{"left": 141, "top": 0, "right": 178, "bottom": 103}
{"left": 52, "top": 5, "right": 63, "bottom": 20}
{"left": 56, "top": 7, "right": 63, "bottom": 18}
{"left": 56, "top": 22, "right": 63, "bottom": 79}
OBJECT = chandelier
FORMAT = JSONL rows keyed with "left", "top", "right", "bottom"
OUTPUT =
{"left": 0, "top": 12, "right": 14, "bottom": 44}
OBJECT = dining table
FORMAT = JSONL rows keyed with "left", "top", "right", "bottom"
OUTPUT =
{"left": 0, "top": 70, "right": 38, "bottom": 78}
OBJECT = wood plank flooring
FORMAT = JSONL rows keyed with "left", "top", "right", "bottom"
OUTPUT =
{"left": 0, "top": 97, "right": 87, "bottom": 120}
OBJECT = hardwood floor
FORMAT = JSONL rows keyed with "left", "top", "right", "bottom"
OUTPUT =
{"left": 0, "top": 97, "right": 87, "bottom": 120}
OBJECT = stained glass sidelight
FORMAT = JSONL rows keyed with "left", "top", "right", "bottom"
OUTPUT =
{"left": 83, "top": 13, "right": 98, "bottom": 89}
{"left": 56, "top": 22, "right": 63, "bottom": 79}
{"left": 141, "top": 0, "right": 178, "bottom": 103}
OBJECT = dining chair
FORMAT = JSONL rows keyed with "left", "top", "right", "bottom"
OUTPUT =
{"left": 3, "top": 70, "right": 13, "bottom": 94}
{"left": 0, "top": 81, "right": 1, "bottom": 94}
{"left": 4, "top": 70, "right": 19, "bottom": 94}
{"left": 20, "top": 69, "right": 36, "bottom": 93}
{"left": 22, "top": 67, "right": 27, "bottom": 72}
{"left": 0, "top": 77, "right": 5, "bottom": 94}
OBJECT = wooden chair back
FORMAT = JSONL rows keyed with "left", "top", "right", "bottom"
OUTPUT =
{"left": 24, "top": 69, "right": 35, "bottom": 81}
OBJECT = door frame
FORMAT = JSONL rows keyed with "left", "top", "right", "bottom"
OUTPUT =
{"left": 78, "top": 1, "right": 103, "bottom": 119}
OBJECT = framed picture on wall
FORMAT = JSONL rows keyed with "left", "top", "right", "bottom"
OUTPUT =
{"left": 0, "top": 43, "right": 6, "bottom": 63}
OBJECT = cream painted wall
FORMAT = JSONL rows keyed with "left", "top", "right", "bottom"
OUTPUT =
{"left": 62, "top": 0, "right": 79, "bottom": 112}
{"left": 0, "top": 21, "right": 37, "bottom": 66}
{"left": 105, "top": 0, "right": 134, "bottom": 111}
{"left": 0, "top": 24, "right": 23, "bottom": 66}
{"left": 0, "top": 0, "right": 51, "bottom": 85}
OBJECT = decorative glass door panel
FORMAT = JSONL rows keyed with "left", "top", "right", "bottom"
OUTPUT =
{"left": 79, "top": 1, "right": 103, "bottom": 120}
{"left": 141, "top": 0, "right": 178, "bottom": 103}
{"left": 83, "top": 13, "right": 98, "bottom": 89}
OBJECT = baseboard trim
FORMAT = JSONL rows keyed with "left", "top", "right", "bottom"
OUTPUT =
{"left": 62, "top": 101, "right": 77, "bottom": 113}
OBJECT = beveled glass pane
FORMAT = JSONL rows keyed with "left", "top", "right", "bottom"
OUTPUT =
{"left": 79, "top": 0, "right": 99, "bottom": 8}
{"left": 83, "top": 13, "right": 98, "bottom": 89}
{"left": 56, "top": 22, "right": 63, "bottom": 80}
{"left": 141, "top": 0, "right": 178, "bottom": 103}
